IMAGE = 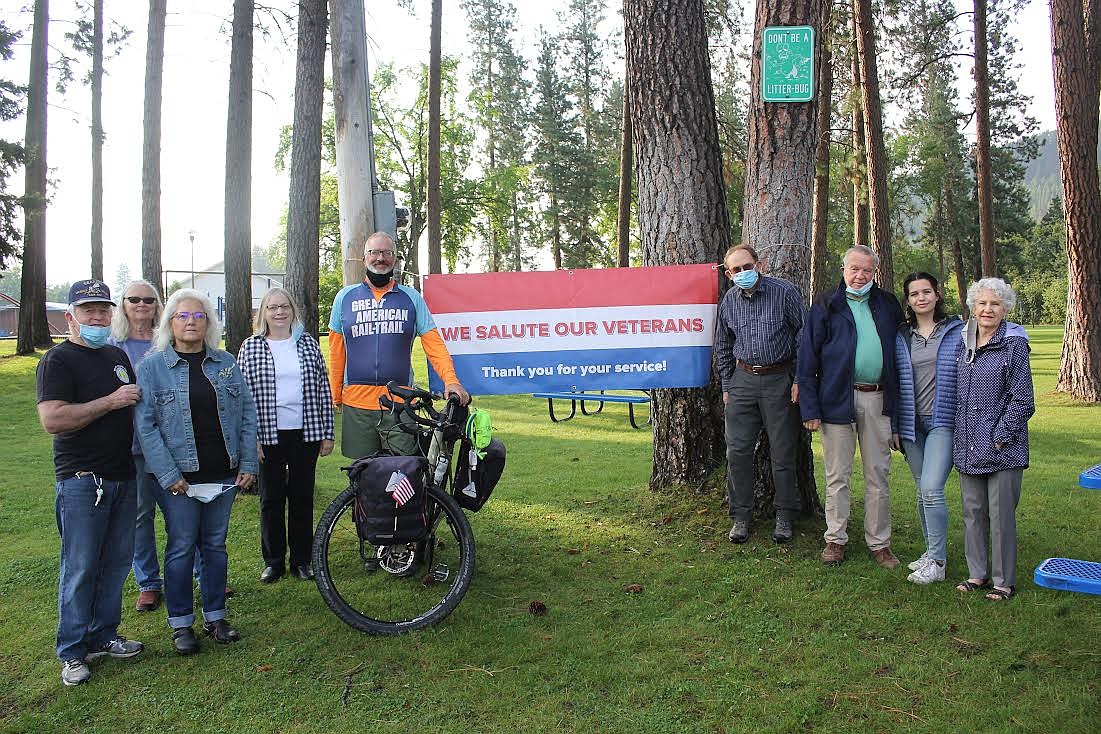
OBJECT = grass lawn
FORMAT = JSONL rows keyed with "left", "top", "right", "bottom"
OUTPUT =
{"left": 0, "top": 327, "right": 1098, "bottom": 733}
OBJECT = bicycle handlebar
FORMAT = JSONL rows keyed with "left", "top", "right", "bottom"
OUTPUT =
{"left": 381, "top": 381, "right": 461, "bottom": 434}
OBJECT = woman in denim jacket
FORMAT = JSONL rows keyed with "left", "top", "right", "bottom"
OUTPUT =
{"left": 952, "top": 278, "right": 1034, "bottom": 602}
{"left": 136, "top": 289, "right": 258, "bottom": 654}
{"left": 894, "top": 272, "right": 963, "bottom": 585}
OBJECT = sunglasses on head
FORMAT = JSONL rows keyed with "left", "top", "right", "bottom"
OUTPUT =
{"left": 126, "top": 296, "right": 157, "bottom": 304}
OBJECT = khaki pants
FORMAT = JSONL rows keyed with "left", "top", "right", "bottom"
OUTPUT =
{"left": 820, "top": 390, "right": 893, "bottom": 550}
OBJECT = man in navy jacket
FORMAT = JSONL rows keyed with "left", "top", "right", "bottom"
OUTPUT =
{"left": 797, "top": 246, "right": 904, "bottom": 568}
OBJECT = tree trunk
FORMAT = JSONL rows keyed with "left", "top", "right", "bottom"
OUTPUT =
{"left": 974, "top": 0, "right": 996, "bottom": 276}
{"left": 741, "top": 0, "right": 827, "bottom": 519}
{"left": 223, "top": 0, "right": 253, "bottom": 357}
{"left": 90, "top": 0, "right": 104, "bottom": 281}
{"left": 848, "top": 0, "right": 868, "bottom": 251}
{"left": 285, "top": 0, "right": 327, "bottom": 337}
{"left": 625, "top": 0, "right": 728, "bottom": 490}
{"left": 616, "top": 84, "right": 633, "bottom": 267}
{"left": 810, "top": 16, "right": 833, "bottom": 299}
{"left": 330, "top": 0, "right": 375, "bottom": 286}
{"left": 427, "top": 0, "right": 443, "bottom": 276}
{"left": 141, "top": 0, "right": 166, "bottom": 291}
{"left": 944, "top": 181, "right": 968, "bottom": 317}
{"left": 17, "top": 0, "right": 51, "bottom": 355}
{"left": 852, "top": 0, "right": 892, "bottom": 287}
{"left": 551, "top": 188, "right": 563, "bottom": 269}
{"left": 1051, "top": 0, "right": 1101, "bottom": 402}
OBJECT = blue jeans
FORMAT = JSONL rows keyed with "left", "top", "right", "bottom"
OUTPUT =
{"left": 55, "top": 475, "right": 136, "bottom": 661}
{"left": 132, "top": 455, "right": 163, "bottom": 592}
{"left": 155, "top": 480, "right": 237, "bottom": 628}
{"left": 901, "top": 415, "right": 952, "bottom": 562}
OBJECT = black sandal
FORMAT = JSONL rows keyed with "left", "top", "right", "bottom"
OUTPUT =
{"left": 985, "top": 586, "right": 1015, "bottom": 601}
{"left": 955, "top": 579, "right": 991, "bottom": 592}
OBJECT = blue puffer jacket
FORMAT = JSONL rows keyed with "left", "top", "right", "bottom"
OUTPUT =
{"left": 894, "top": 317, "right": 964, "bottom": 442}
{"left": 797, "top": 282, "right": 905, "bottom": 426}
{"left": 952, "top": 319, "right": 1034, "bottom": 475}
{"left": 136, "top": 346, "right": 259, "bottom": 490}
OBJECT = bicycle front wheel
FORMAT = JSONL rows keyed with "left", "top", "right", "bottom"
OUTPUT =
{"left": 312, "top": 483, "right": 476, "bottom": 634}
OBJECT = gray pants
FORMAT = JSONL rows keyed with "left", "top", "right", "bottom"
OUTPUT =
{"left": 724, "top": 368, "right": 801, "bottom": 522}
{"left": 960, "top": 469, "right": 1023, "bottom": 589}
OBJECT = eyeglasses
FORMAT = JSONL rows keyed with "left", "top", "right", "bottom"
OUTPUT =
{"left": 365, "top": 249, "right": 396, "bottom": 259}
{"left": 265, "top": 303, "right": 292, "bottom": 312}
{"left": 126, "top": 296, "right": 157, "bottom": 304}
{"left": 174, "top": 311, "right": 207, "bottom": 322}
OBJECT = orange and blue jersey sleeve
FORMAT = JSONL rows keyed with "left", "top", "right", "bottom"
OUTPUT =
{"left": 327, "top": 286, "right": 352, "bottom": 405}
{"left": 400, "top": 285, "right": 459, "bottom": 385}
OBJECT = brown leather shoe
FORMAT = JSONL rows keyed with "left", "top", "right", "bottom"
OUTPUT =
{"left": 135, "top": 590, "right": 162, "bottom": 612}
{"left": 820, "top": 542, "right": 845, "bottom": 565}
{"left": 872, "top": 547, "right": 900, "bottom": 569}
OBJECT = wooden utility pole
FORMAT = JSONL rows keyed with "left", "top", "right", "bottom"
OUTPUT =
{"left": 427, "top": 0, "right": 443, "bottom": 275}
{"left": 330, "top": 0, "right": 376, "bottom": 286}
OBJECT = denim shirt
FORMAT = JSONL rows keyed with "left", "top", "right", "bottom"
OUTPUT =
{"left": 135, "top": 345, "right": 259, "bottom": 490}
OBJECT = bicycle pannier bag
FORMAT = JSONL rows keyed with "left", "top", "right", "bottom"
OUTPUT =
{"left": 347, "top": 455, "right": 430, "bottom": 544}
{"left": 453, "top": 437, "right": 505, "bottom": 512}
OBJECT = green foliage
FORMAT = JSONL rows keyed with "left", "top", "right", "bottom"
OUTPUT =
{"left": 56, "top": 1, "right": 133, "bottom": 92}
{"left": 0, "top": 21, "right": 25, "bottom": 269}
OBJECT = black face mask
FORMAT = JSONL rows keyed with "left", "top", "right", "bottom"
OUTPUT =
{"left": 365, "top": 269, "right": 393, "bottom": 287}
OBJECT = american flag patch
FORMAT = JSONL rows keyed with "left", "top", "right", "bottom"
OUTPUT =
{"left": 386, "top": 471, "right": 416, "bottom": 506}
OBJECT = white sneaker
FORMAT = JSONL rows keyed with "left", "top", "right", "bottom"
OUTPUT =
{"left": 907, "top": 552, "right": 931, "bottom": 571}
{"left": 61, "top": 659, "right": 91, "bottom": 686}
{"left": 907, "top": 559, "right": 945, "bottom": 584}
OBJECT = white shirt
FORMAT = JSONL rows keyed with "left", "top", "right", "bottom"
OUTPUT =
{"left": 267, "top": 336, "right": 303, "bottom": 430}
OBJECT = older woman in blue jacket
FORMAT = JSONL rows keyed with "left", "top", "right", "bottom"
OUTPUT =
{"left": 894, "top": 272, "right": 963, "bottom": 585}
{"left": 136, "top": 289, "right": 258, "bottom": 654}
{"left": 953, "top": 278, "right": 1034, "bottom": 602}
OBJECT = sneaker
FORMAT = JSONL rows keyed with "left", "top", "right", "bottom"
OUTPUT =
{"left": 86, "top": 636, "right": 144, "bottom": 661}
{"left": 772, "top": 517, "right": 793, "bottom": 544}
{"left": 135, "top": 589, "right": 162, "bottom": 612}
{"left": 820, "top": 542, "right": 845, "bottom": 565}
{"left": 908, "top": 559, "right": 946, "bottom": 584}
{"left": 727, "top": 519, "right": 751, "bottom": 544}
{"left": 907, "top": 552, "right": 931, "bottom": 571}
{"left": 61, "top": 659, "right": 91, "bottom": 686}
{"left": 871, "top": 547, "right": 901, "bottom": 569}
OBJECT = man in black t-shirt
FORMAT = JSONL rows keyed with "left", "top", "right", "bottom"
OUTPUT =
{"left": 36, "top": 280, "right": 145, "bottom": 687}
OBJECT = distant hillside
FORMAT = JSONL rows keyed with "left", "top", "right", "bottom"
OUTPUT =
{"left": 1024, "top": 129, "right": 1101, "bottom": 220}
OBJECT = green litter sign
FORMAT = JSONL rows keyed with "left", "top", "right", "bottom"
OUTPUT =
{"left": 762, "top": 25, "right": 815, "bottom": 102}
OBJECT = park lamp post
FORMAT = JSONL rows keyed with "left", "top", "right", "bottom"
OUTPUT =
{"left": 188, "top": 230, "right": 196, "bottom": 288}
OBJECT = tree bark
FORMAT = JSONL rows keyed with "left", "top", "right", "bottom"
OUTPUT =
{"left": 223, "top": 0, "right": 253, "bottom": 357}
{"left": 741, "top": 0, "right": 827, "bottom": 519}
{"left": 285, "top": 0, "right": 327, "bottom": 337}
{"left": 848, "top": 0, "right": 868, "bottom": 252}
{"left": 852, "top": 0, "right": 892, "bottom": 287}
{"left": 330, "top": 0, "right": 375, "bottom": 286}
{"left": 427, "top": 0, "right": 443, "bottom": 276}
{"left": 974, "top": 0, "right": 996, "bottom": 276}
{"left": 1051, "top": 0, "right": 1101, "bottom": 402}
{"left": 141, "top": 0, "right": 166, "bottom": 291}
{"left": 17, "top": 0, "right": 52, "bottom": 355}
{"left": 90, "top": 0, "right": 104, "bottom": 281}
{"left": 810, "top": 16, "right": 833, "bottom": 299}
{"left": 625, "top": 0, "right": 728, "bottom": 490}
{"left": 944, "top": 181, "right": 968, "bottom": 317}
{"left": 616, "top": 84, "right": 633, "bottom": 267}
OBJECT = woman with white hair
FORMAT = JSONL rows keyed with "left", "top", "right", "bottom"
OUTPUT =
{"left": 237, "top": 287, "right": 334, "bottom": 583}
{"left": 953, "top": 278, "right": 1034, "bottom": 601}
{"left": 108, "top": 280, "right": 165, "bottom": 612}
{"left": 135, "top": 289, "right": 258, "bottom": 654}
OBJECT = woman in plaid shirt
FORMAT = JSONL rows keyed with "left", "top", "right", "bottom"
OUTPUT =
{"left": 238, "top": 288, "right": 335, "bottom": 583}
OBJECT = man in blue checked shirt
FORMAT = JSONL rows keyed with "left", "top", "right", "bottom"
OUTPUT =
{"left": 715, "top": 245, "right": 805, "bottom": 545}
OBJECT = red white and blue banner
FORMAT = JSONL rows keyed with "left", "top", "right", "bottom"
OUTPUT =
{"left": 422, "top": 264, "right": 718, "bottom": 395}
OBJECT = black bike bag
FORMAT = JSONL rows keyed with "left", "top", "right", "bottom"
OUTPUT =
{"left": 452, "top": 438, "right": 505, "bottom": 512}
{"left": 347, "top": 455, "right": 430, "bottom": 544}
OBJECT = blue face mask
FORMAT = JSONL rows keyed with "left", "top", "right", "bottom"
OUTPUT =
{"left": 78, "top": 323, "right": 111, "bottom": 349}
{"left": 731, "top": 268, "right": 759, "bottom": 290}
{"left": 846, "top": 280, "right": 874, "bottom": 298}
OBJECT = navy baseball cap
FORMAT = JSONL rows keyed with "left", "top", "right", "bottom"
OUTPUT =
{"left": 68, "top": 280, "right": 116, "bottom": 306}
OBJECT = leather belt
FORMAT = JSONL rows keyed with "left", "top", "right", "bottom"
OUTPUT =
{"left": 737, "top": 359, "right": 794, "bottom": 376}
{"left": 854, "top": 383, "right": 883, "bottom": 392}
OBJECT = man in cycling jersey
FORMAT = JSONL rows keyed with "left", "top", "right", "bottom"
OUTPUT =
{"left": 328, "top": 232, "right": 470, "bottom": 458}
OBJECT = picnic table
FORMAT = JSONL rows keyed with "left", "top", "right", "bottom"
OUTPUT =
{"left": 531, "top": 390, "right": 652, "bottom": 429}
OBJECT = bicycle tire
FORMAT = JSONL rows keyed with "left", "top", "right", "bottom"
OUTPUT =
{"left": 312, "top": 483, "right": 476, "bottom": 635}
